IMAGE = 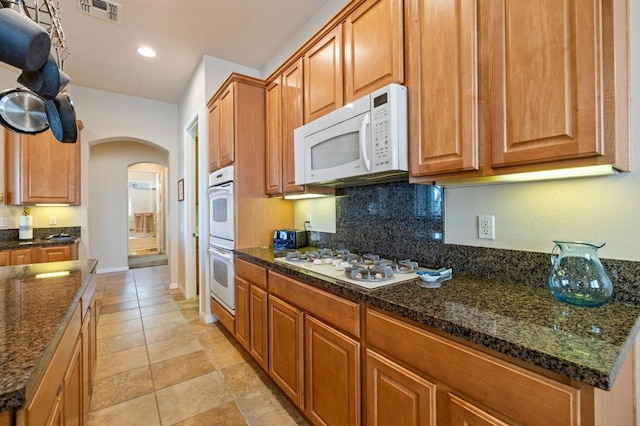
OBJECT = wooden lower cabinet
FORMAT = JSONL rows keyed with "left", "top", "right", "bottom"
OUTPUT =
{"left": 249, "top": 285, "right": 268, "bottom": 370}
{"left": 268, "top": 295, "right": 304, "bottom": 408}
{"left": 235, "top": 277, "right": 250, "bottom": 350}
{"left": 62, "top": 335, "right": 82, "bottom": 426}
{"left": 305, "top": 315, "right": 360, "bottom": 426}
{"left": 11, "top": 248, "right": 33, "bottom": 265}
{"left": 447, "top": 393, "right": 510, "bottom": 426}
{"left": 365, "top": 349, "right": 436, "bottom": 426}
{"left": 13, "top": 275, "right": 97, "bottom": 426}
{"left": 37, "top": 246, "right": 72, "bottom": 263}
{"left": 0, "top": 244, "right": 77, "bottom": 268}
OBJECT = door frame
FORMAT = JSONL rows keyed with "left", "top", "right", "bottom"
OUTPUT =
{"left": 184, "top": 117, "right": 199, "bottom": 299}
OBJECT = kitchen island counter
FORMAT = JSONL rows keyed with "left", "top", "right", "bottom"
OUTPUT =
{"left": 0, "top": 259, "right": 97, "bottom": 412}
{"left": 236, "top": 247, "right": 640, "bottom": 391}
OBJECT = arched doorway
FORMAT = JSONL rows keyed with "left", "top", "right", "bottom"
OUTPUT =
{"left": 88, "top": 139, "right": 171, "bottom": 274}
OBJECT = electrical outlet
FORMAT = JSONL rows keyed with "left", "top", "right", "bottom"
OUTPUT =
{"left": 0, "top": 217, "right": 6, "bottom": 227}
{"left": 95, "top": 250, "right": 101, "bottom": 258}
{"left": 49, "top": 216, "right": 56, "bottom": 225}
{"left": 478, "top": 215, "right": 495, "bottom": 240}
{"left": 305, "top": 214, "right": 312, "bottom": 229}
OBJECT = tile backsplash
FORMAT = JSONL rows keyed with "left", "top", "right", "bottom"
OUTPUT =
{"left": 314, "top": 182, "right": 444, "bottom": 258}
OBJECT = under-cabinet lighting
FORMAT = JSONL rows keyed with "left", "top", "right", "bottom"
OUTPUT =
{"left": 35, "top": 271, "right": 70, "bottom": 279}
{"left": 35, "top": 204, "right": 70, "bottom": 207}
{"left": 436, "top": 165, "right": 617, "bottom": 188}
{"left": 283, "top": 186, "right": 335, "bottom": 200}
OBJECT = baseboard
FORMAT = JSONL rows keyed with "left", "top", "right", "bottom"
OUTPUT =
{"left": 169, "top": 282, "right": 179, "bottom": 289}
{"left": 96, "top": 266, "right": 130, "bottom": 274}
{"left": 200, "top": 312, "right": 216, "bottom": 324}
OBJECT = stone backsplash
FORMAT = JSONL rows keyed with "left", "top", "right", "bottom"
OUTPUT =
{"left": 0, "top": 226, "right": 81, "bottom": 242}
{"left": 311, "top": 182, "right": 640, "bottom": 306}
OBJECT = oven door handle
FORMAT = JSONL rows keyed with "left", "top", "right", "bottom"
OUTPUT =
{"left": 208, "top": 246, "right": 233, "bottom": 259}
{"left": 208, "top": 183, "right": 233, "bottom": 197}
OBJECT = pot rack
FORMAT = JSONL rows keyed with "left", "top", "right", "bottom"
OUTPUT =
{"left": 2, "top": 0, "right": 69, "bottom": 68}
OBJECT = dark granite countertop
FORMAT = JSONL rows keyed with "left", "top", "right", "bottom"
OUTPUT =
{"left": 0, "top": 236, "right": 81, "bottom": 251}
{"left": 235, "top": 247, "right": 640, "bottom": 391}
{"left": 0, "top": 259, "right": 98, "bottom": 412}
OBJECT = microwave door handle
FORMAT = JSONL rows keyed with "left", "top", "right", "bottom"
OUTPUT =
{"left": 359, "top": 113, "right": 371, "bottom": 171}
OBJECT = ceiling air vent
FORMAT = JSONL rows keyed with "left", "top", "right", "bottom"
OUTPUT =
{"left": 77, "top": 0, "right": 122, "bottom": 24}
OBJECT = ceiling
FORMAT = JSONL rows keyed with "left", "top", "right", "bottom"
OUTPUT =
{"left": 11, "top": 0, "right": 330, "bottom": 104}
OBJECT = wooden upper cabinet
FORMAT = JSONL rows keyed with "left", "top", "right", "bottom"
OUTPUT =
{"left": 281, "top": 60, "right": 305, "bottom": 193}
{"left": 207, "top": 82, "right": 236, "bottom": 172}
{"left": 4, "top": 124, "right": 81, "bottom": 205}
{"left": 490, "top": 0, "right": 607, "bottom": 168}
{"left": 218, "top": 84, "right": 236, "bottom": 168}
{"left": 407, "top": 0, "right": 479, "bottom": 177}
{"left": 344, "top": 0, "right": 404, "bottom": 103}
{"left": 265, "top": 77, "right": 284, "bottom": 195}
{"left": 266, "top": 59, "right": 305, "bottom": 196}
{"left": 208, "top": 99, "right": 221, "bottom": 172}
{"left": 304, "top": 26, "right": 343, "bottom": 123}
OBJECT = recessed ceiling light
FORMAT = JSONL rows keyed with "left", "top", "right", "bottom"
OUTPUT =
{"left": 137, "top": 46, "right": 156, "bottom": 58}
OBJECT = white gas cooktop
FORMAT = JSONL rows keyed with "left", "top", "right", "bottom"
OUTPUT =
{"left": 274, "top": 256, "right": 421, "bottom": 290}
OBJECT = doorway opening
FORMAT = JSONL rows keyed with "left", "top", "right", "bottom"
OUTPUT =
{"left": 127, "top": 163, "right": 168, "bottom": 268}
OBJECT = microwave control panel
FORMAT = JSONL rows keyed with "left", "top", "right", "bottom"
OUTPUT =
{"left": 372, "top": 92, "right": 391, "bottom": 169}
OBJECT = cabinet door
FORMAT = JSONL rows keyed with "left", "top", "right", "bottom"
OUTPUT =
{"left": 249, "top": 284, "right": 268, "bottom": 370}
{"left": 269, "top": 295, "right": 304, "bottom": 408}
{"left": 407, "top": 0, "right": 479, "bottom": 177}
{"left": 11, "top": 248, "right": 33, "bottom": 265}
{"left": 63, "top": 335, "right": 83, "bottom": 426}
{"left": 219, "top": 84, "right": 235, "bottom": 167}
{"left": 6, "top": 127, "right": 81, "bottom": 205}
{"left": 305, "top": 315, "right": 360, "bottom": 426}
{"left": 282, "top": 59, "right": 305, "bottom": 193}
{"left": 45, "top": 390, "right": 63, "bottom": 426}
{"left": 208, "top": 99, "right": 221, "bottom": 172}
{"left": 448, "top": 393, "right": 510, "bottom": 426}
{"left": 265, "top": 77, "right": 283, "bottom": 195}
{"left": 344, "top": 0, "right": 404, "bottom": 103}
{"left": 235, "top": 277, "right": 250, "bottom": 350}
{"left": 304, "top": 26, "right": 343, "bottom": 123}
{"left": 37, "top": 245, "right": 72, "bottom": 263}
{"left": 490, "top": 1, "right": 604, "bottom": 167}
{"left": 365, "top": 349, "right": 436, "bottom": 426}
{"left": 0, "top": 251, "right": 9, "bottom": 267}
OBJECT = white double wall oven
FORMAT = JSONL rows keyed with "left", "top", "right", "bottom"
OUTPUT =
{"left": 208, "top": 166, "right": 235, "bottom": 314}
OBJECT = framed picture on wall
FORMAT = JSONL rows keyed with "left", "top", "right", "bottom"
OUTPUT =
{"left": 178, "top": 179, "right": 184, "bottom": 202}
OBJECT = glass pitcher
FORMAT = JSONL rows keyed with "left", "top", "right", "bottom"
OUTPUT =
{"left": 548, "top": 241, "right": 613, "bottom": 307}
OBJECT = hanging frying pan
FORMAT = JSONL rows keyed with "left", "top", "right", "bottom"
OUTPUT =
{"left": 0, "top": 7, "right": 50, "bottom": 72}
{"left": 45, "top": 91, "right": 77, "bottom": 143}
{"left": 17, "top": 53, "right": 63, "bottom": 99}
{"left": 0, "top": 87, "right": 49, "bottom": 134}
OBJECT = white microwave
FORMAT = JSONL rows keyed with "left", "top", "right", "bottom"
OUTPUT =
{"left": 294, "top": 83, "right": 408, "bottom": 187}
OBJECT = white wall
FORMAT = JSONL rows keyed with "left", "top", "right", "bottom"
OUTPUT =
{"left": 89, "top": 141, "right": 169, "bottom": 272}
{"left": 444, "top": 2, "right": 640, "bottom": 262}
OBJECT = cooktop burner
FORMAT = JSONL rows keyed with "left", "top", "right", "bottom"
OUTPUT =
{"left": 276, "top": 249, "right": 422, "bottom": 289}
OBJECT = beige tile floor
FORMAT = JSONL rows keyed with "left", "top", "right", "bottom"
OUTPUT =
{"left": 88, "top": 265, "right": 308, "bottom": 426}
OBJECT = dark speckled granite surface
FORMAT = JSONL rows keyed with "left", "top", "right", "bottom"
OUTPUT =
{"left": 235, "top": 247, "right": 640, "bottom": 391}
{"left": 0, "top": 259, "right": 97, "bottom": 412}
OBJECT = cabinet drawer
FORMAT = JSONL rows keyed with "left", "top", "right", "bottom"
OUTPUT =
{"left": 236, "top": 258, "right": 267, "bottom": 289}
{"left": 365, "top": 308, "right": 579, "bottom": 426}
{"left": 268, "top": 271, "right": 360, "bottom": 337}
